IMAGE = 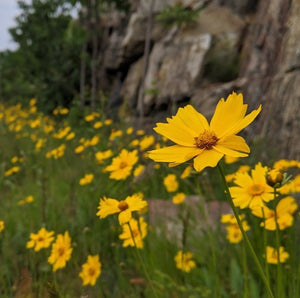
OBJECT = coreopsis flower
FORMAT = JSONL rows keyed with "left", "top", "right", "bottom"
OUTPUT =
{"left": 109, "top": 129, "right": 122, "bottom": 141}
{"left": 133, "top": 164, "right": 145, "bottom": 178}
{"left": 174, "top": 250, "right": 196, "bottom": 273}
{"left": 75, "top": 145, "right": 85, "bottom": 154}
{"left": 251, "top": 196, "right": 298, "bottom": 230}
{"left": 18, "top": 195, "right": 34, "bottom": 205}
{"left": 0, "top": 221, "right": 4, "bottom": 233}
{"left": 148, "top": 92, "right": 261, "bottom": 172}
{"left": 278, "top": 174, "right": 300, "bottom": 195}
{"left": 93, "top": 121, "right": 103, "bottom": 129}
{"left": 139, "top": 135, "right": 155, "bottom": 151}
{"left": 4, "top": 166, "right": 20, "bottom": 177}
{"left": 172, "top": 192, "right": 186, "bottom": 204}
{"left": 95, "top": 150, "right": 113, "bottom": 164}
{"left": 229, "top": 163, "right": 274, "bottom": 209}
{"left": 119, "top": 217, "right": 147, "bottom": 249}
{"left": 104, "top": 149, "right": 138, "bottom": 180}
{"left": 48, "top": 231, "right": 73, "bottom": 271}
{"left": 163, "top": 174, "right": 179, "bottom": 192}
{"left": 79, "top": 255, "right": 102, "bottom": 286}
{"left": 79, "top": 174, "right": 94, "bottom": 186}
{"left": 96, "top": 193, "right": 147, "bottom": 225}
{"left": 221, "top": 214, "right": 250, "bottom": 243}
{"left": 26, "top": 227, "right": 55, "bottom": 251}
{"left": 265, "top": 246, "right": 289, "bottom": 264}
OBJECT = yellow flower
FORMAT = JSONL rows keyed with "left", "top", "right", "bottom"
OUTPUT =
{"left": 251, "top": 196, "right": 298, "bottom": 230}
{"left": 26, "top": 227, "right": 55, "bottom": 251}
{"left": 18, "top": 195, "right": 34, "bottom": 205}
{"left": 79, "top": 174, "right": 94, "bottom": 185}
{"left": 96, "top": 193, "right": 147, "bottom": 225}
{"left": 172, "top": 192, "right": 186, "bottom": 204}
{"left": 104, "top": 149, "right": 138, "bottom": 180}
{"left": 174, "top": 250, "right": 196, "bottom": 273}
{"left": 129, "top": 139, "right": 139, "bottom": 147}
{"left": 119, "top": 217, "right": 147, "bottom": 249}
{"left": 265, "top": 246, "right": 289, "bottom": 264}
{"left": 95, "top": 150, "right": 113, "bottom": 164}
{"left": 79, "top": 255, "right": 102, "bottom": 286}
{"left": 278, "top": 174, "right": 300, "bottom": 194}
{"left": 75, "top": 145, "right": 85, "bottom": 154}
{"left": 180, "top": 165, "right": 192, "bottom": 179}
{"left": 93, "top": 121, "right": 103, "bottom": 129}
{"left": 4, "top": 166, "right": 20, "bottom": 177}
{"left": 139, "top": 135, "right": 155, "bottom": 151}
{"left": 66, "top": 132, "right": 75, "bottom": 140}
{"left": 163, "top": 174, "right": 179, "bottom": 192}
{"left": 229, "top": 163, "right": 274, "bottom": 209}
{"left": 221, "top": 214, "right": 250, "bottom": 243}
{"left": 126, "top": 127, "right": 133, "bottom": 134}
{"left": 48, "top": 231, "right": 73, "bottom": 271}
{"left": 225, "top": 165, "right": 251, "bottom": 183}
{"left": 133, "top": 164, "right": 145, "bottom": 178}
{"left": 109, "top": 129, "right": 122, "bottom": 141}
{"left": 0, "top": 221, "right": 4, "bottom": 233}
{"left": 266, "top": 168, "right": 284, "bottom": 187}
{"left": 148, "top": 92, "right": 261, "bottom": 172}
{"left": 104, "top": 119, "right": 112, "bottom": 125}
{"left": 224, "top": 155, "right": 239, "bottom": 164}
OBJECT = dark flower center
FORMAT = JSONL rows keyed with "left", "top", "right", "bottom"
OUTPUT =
{"left": 118, "top": 200, "right": 129, "bottom": 211}
{"left": 194, "top": 130, "right": 219, "bottom": 150}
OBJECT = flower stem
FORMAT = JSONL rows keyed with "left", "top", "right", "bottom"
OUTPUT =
{"left": 241, "top": 241, "right": 249, "bottom": 298}
{"left": 273, "top": 188, "right": 282, "bottom": 298}
{"left": 217, "top": 163, "right": 275, "bottom": 298}
{"left": 127, "top": 222, "right": 158, "bottom": 298}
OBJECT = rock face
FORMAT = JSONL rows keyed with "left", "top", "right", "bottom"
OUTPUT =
{"left": 100, "top": 0, "right": 300, "bottom": 159}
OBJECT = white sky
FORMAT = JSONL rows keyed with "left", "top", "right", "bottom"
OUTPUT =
{"left": 0, "top": 0, "right": 21, "bottom": 51}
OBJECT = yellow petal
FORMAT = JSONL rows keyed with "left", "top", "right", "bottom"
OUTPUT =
{"left": 210, "top": 92, "right": 247, "bottom": 137}
{"left": 118, "top": 209, "right": 132, "bottom": 224}
{"left": 148, "top": 145, "right": 202, "bottom": 164}
{"left": 193, "top": 149, "right": 223, "bottom": 172}
{"left": 233, "top": 172, "right": 253, "bottom": 187}
{"left": 277, "top": 196, "right": 298, "bottom": 214}
{"left": 217, "top": 135, "right": 250, "bottom": 154}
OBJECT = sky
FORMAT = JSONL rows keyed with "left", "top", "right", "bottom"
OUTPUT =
{"left": 0, "top": 0, "right": 24, "bottom": 51}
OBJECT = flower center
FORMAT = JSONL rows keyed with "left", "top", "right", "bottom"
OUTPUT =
{"left": 118, "top": 200, "right": 129, "bottom": 211}
{"left": 88, "top": 267, "right": 96, "bottom": 276}
{"left": 248, "top": 183, "right": 265, "bottom": 196}
{"left": 119, "top": 161, "right": 128, "bottom": 169}
{"left": 58, "top": 247, "right": 65, "bottom": 256}
{"left": 194, "top": 130, "right": 219, "bottom": 150}
{"left": 37, "top": 236, "right": 44, "bottom": 242}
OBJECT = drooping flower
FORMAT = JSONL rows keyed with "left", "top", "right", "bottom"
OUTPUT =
{"left": 172, "top": 192, "right": 186, "bottom": 204}
{"left": 96, "top": 193, "right": 147, "bottom": 225}
{"left": 265, "top": 246, "right": 289, "bottom": 264}
{"left": 79, "top": 255, "right": 102, "bottom": 286}
{"left": 119, "top": 217, "right": 147, "bottom": 249}
{"left": 48, "top": 231, "right": 73, "bottom": 271}
{"left": 148, "top": 92, "right": 261, "bottom": 172}
{"left": 251, "top": 196, "right": 298, "bottom": 230}
{"left": 26, "top": 227, "right": 55, "bottom": 251}
{"left": 174, "top": 250, "right": 196, "bottom": 273}
{"left": 104, "top": 149, "right": 138, "bottom": 180}
{"left": 229, "top": 163, "right": 274, "bottom": 209}
{"left": 163, "top": 174, "right": 179, "bottom": 192}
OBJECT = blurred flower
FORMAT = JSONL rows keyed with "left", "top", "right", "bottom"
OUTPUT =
{"left": 251, "top": 196, "right": 298, "bottom": 230}
{"left": 18, "top": 195, "right": 34, "bottom": 205}
{"left": 109, "top": 130, "right": 122, "bottom": 141}
{"left": 119, "top": 217, "right": 147, "bottom": 249}
{"left": 224, "top": 155, "right": 239, "bottom": 164}
{"left": 229, "top": 163, "right": 274, "bottom": 209}
{"left": 4, "top": 166, "right": 20, "bottom": 177}
{"left": 163, "top": 174, "right": 178, "bottom": 192}
{"left": 75, "top": 145, "right": 85, "bottom": 154}
{"left": 104, "top": 149, "right": 138, "bottom": 180}
{"left": 104, "top": 119, "right": 112, "bottom": 125}
{"left": 96, "top": 193, "right": 147, "bottom": 225}
{"left": 148, "top": 92, "right": 261, "bottom": 172}
{"left": 79, "top": 255, "right": 102, "bottom": 286}
{"left": 139, "top": 135, "right": 155, "bottom": 151}
{"left": 26, "top": 227, "right": 54, "bottom": 251}
{"left": 48, "top": 231, "right": 72, "bottom": 271}
{"left": 0, "top": 221, "right": 4, "bottom": 233}
{"left": 79, "top": 174, "right": 94, "bottom": 186}
{"left": 126, "top": 127, "right": 133, "bottom": 134}
{"left": 133, "top": 164, "right": 145, "bottom": 178}
{"left": 174, "top": 250, "right": 196, "bottom": 273}
{"left": 265, "top": 246, "right": 289, "bottom": 264}
{"left": 225, "top": 165, "right": 250, "bottom": 183}
{"left": 278, "top": 174, "right": 300, "bottom": 195}
{"left": 172, "top": 192, "right": 186, "bottom": 204}
{"left": 93, "top": 121, "right": 103, "bottom": 129}
{"left": 95, "top": 150, "right": 113, "bottom": 164}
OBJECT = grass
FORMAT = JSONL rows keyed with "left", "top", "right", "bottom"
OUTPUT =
{"left": 0, "top": 100, "right": 299, "bottom": 297}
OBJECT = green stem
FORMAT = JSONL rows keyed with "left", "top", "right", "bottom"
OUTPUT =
{"left": 217, "top": 163, "right": 275, "bottom": 298}
{"left": 273, "top": 188, "right": 282, "bottom": 298}
{"left": 261, "top": 207, "right": 270, "bottom": 283}
{"left": 241, "top": 240, "right": 249, "bottom": 298}
{"left": 127, "top": 222, "right": 158, "bottom": 298}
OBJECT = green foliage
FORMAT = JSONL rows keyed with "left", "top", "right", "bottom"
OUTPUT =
{"left": 156, "top": 3, "right": 201, "bottom": 28}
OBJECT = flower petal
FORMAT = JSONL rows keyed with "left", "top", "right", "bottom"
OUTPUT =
{"left": 193, "top": 149, "right": 223, "bottom": 172}
{"left": 96, "top": 198, "right": 120, "bottom": 218}
{"left": 148, "top": 145, "right": 202, "bottom": 164}
{"left": 118, "top": 209, "right": 132, "bottom": 225}
{"left": 217, "top": 135, "right": 250, "bottom": 154}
